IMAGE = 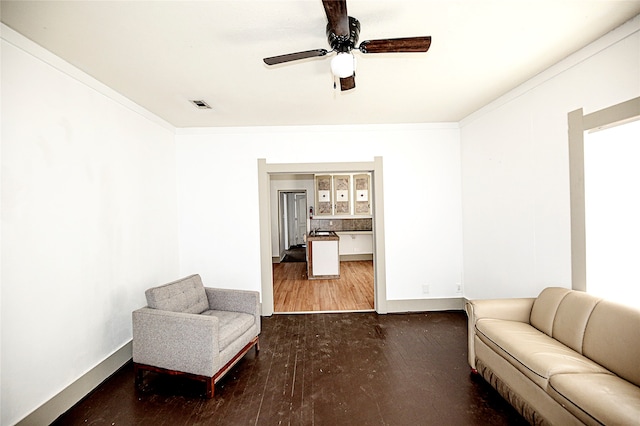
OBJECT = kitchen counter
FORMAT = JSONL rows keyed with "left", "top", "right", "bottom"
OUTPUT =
{"left": 307, "top": 230, "right": 340, "bottom": 240}
{"left": 306, "top": 231, "right": 340, "bottom": 279}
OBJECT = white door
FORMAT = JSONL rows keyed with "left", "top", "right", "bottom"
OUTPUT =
{"left": 283, "top": 191, "right": 307, "bottom": 248}
{"left": 294, "top": 193, "right": 307, "bottom": 245}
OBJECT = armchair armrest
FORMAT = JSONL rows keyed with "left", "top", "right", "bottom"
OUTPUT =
{"left": 132, "top": 307, "right": 221, "bottom": 377}
{"left": 465, "top": 297, "right": 535, "bottom": 370}
{"left": 205, "top": 288, "right": 261, "bottom": 334}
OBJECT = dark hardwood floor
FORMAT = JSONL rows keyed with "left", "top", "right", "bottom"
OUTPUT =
{"left": 53, "top": 312, "right": 526, "bottom": 425}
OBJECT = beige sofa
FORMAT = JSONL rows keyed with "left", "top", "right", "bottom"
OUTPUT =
{"left": 466, "top": 287, "right": 640, "bottom": 425}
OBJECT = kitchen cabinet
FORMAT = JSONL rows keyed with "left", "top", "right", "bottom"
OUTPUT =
{"left": 315, "top": 175, "right": 332, "bottom": 215}
{"left": 353, "top": 174, "right": 370, "bottom": 215}
{"left": 307, "top": 231, "right": 340, "bottom": 279}
{"left": 314, "top": 173, "right": 371, "bottom": 217}
{"left": 333, "top": 175, "right": 350, "bottom": 214}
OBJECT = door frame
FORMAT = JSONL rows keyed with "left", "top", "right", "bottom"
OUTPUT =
{"left": 258, "top": 157, "right": 387, "bottom": 316}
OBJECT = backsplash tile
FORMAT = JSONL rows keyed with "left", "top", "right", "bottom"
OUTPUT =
{"left": 310, "top": 218, "right": 372, "bottom": 232}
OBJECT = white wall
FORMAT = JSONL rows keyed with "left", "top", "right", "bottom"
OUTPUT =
{"left": 1, "top": 30, "right": 180, "bottom": 425}
{"left": 460, "top": 18, "right": 640, "bottom": 299}
{"left": 176, "top": 124, "right": 463, "bottom": 301}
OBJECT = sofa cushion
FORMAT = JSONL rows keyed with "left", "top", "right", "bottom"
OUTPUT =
{"left": 548, "top": 373, "right": 640, "bottom": 426}
{"left": 551, "top": 291, "right": 601, "bottom": 354}
{"left": 145, "top": 274, "right": 209, "bottom": 314}
{"left": 529, "top": 287, "right": 571, "bottom": 336}
{"left": 583, "top": 300, "right": 640, "bottom": 387}
{"left": 202, "top": 310, "right": 255, "bottom": 351}
{"left": 476, "top": 318, "right": 610, "bottom": 389}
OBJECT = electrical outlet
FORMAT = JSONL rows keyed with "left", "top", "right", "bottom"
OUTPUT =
{"left": 422, "top": 284, "right": 430, "bottom": 294}
{"left": 456, "top": 283, "right": 462, "bottom": 293}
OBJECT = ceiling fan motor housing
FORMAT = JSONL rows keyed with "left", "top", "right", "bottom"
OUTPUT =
{"left": 326, "top": 16, "right": 360, "bottom": 52}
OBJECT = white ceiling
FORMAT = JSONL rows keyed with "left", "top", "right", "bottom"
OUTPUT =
{"left": 2, "top": 1, "right": 640, "bottom": 128}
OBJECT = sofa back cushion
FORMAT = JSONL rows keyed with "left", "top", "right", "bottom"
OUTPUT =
{"left": 145, "top": 274, "right": 209, "bottom": 314}
{"left": 583, "top": 300, "right": 640, "bottom": 387}
{"left": 552, "top": 291, "right": 601, "bottom": 353}
{"left": 530, "top": 287, "right": 571, "bottom": 336}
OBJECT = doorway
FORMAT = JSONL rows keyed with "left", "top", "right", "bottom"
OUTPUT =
{"left": 258, "top": 158, "right": 388, "bottom": 316}
{"left": 274, "top": 179, "right": 374, "bottom": 312}
{"left": 278, "top": 190, "right": 307, "bottom": 262}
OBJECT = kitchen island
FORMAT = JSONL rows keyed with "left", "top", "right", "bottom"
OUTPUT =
{"left": 306, "top": 231, "right": 340, "bottom": 279}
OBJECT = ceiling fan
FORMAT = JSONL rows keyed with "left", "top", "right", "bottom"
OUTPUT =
{"left": 262, "top": 0, "right": 432, "bottom": 91}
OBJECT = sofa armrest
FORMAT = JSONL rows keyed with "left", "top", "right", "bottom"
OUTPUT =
{"left": 467, "top": 297, "right": 535, "bottom": 323}
{"left": 465, "top": 297, "right": 535, "bottom": 370}
{"left": 132, "top": 307, "right": 220, "bottom": 377}
{"left": 205, "top": 288, "right": 261, "bottom": 334}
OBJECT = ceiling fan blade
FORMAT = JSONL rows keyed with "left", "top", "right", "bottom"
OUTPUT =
{"left": 359, "top": 36, "right": 431, "bottom": 54}
{"left": 339, "top": 75, "right": 356, "bottom": 91}
{"left": 263, "top": 49, "right": 329, "bottom": 65}
{"left": 322, "top": 0, "right": 349, "bottom": 37}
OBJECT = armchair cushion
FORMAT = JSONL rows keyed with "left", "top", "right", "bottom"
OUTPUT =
{"left": 145, "top": 274, "right": 209, "bottom": 314}
{"left": 202, "top": 310, "right": 255, "bottom": 351}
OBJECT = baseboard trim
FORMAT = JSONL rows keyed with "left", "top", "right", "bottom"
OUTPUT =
{"left": 339, "top": 254, "right": 373, "bottom": 261}
{"left": 386, "top": 297, "right": 465, "bottom": 313}
{"left": 274, "top": 255, "right": 374, "bottom": 262}
{"left": 17, "top": 341, "right": 133, "bottom": 426}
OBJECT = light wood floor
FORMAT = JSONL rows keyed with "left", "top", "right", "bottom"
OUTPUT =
{"left": 273, "top": 260, "right": 374, "bottom": 312}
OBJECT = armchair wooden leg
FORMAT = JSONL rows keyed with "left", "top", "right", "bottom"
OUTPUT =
{"left": 134, "top": 363, "right": 144, "bottom": 389}
{"left": 255, "top": 337, "right": 260, "bottom": 354}
{"left": 206, "top": 378, "right": 214, "bottom": 399}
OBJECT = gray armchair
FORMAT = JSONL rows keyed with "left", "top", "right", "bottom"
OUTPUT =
{"left": 132, "top": 274, "right": 260, "bottom": 398}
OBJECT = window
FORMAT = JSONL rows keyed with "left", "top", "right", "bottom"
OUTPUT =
{"left": 584, "top": 120, "right": 640, "bottom": 307}
{"left": 568, "top": 97, "right": 640, "bottom": 308}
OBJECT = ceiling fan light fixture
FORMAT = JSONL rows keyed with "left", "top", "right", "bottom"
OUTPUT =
{"left": 330, "top": 52, "right": 356, "bottom": 78}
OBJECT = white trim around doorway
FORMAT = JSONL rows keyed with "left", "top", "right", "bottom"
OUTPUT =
{"left": 258, "top": 157, "right": 387, "bottom": 316}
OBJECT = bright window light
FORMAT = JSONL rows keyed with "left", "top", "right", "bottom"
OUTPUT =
{"left": 584, "top": 119, "right": 640, "bottom": 308}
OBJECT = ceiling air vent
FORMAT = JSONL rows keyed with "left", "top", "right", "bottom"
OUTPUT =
{"left": 189, "top": 100, "right": 212, "bottom": 109}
